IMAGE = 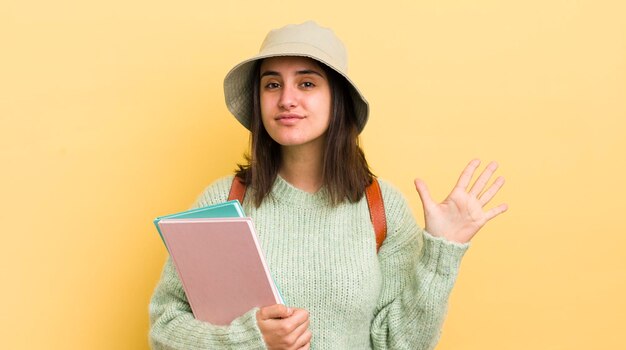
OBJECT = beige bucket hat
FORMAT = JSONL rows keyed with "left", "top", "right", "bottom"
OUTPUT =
{"left": 223, "top": 21, "right": 369, "bottom": 133}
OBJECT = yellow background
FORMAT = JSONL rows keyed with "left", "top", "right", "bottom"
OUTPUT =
{"left": 2, "top": 0, "right": 625, "bottom": 349}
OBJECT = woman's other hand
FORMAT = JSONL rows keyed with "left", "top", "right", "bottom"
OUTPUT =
{"left": 414, "top": 159, "right": 508, "bottom": 244}
{"left": 256, "top": 304, "right": 312, "bottom": 350}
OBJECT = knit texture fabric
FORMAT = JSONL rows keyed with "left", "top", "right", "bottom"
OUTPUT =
{"left": 149, "top": 175, "right": 469, "bottom": 349}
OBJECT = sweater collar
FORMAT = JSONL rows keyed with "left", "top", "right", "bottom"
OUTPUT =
{"left": 269, "top": 175, "right": 330, "bottom": 208}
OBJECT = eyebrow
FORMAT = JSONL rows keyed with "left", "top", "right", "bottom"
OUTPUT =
{"left": 260, "top": 69, "right": 325, "bottom": 79}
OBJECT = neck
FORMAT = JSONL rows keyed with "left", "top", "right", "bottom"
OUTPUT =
{"left": 279, "top": 142, "right": 325, "bottom": 193}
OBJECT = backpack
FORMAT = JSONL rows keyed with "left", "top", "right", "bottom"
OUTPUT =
{"left": 227, "top": 176, "right": 387, "bottom": 252}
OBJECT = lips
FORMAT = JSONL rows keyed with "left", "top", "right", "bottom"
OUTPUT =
{"left": 274, "top": 113, "right": 305, "bottom": 126}
{"left": 275, "top": 113, "right": 305, "bottom": 121}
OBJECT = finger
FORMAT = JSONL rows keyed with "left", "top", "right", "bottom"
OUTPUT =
{"left": 414, "top": 178, "right": 435, "bottom": 210}
{"left": 279, "top": 314, "right": 309, "bottom": 346}
{"left": 258, "top": 304, "right": 293, "bottom": 320}
{"left": 288, "top": 308, "right": 310, "bottom": 329}
{"left": 469, "top": 161, "right": 498, "bottom": 197}
{"left": 454, "top": 159, "right": 481, "bottom": 191}
{"left": 289, "top": 319, "right": 311, "bottom": 346}
{"left": 275, "top": 308, "right": 309, "bottom": 334}
{"left": 294, "top": 329, "right": 312, "bottom": 349}
{"left": 479, "top": 176, "right": 505, "bottom": 206}
{"left": 484, "top": 203, "right": 509, "bottom": 222}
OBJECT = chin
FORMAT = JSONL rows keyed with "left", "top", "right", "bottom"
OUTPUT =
{"left": 269, "top": 131, "right": 325, "bottom": 148}
{"left": 269, "top": 133, "right": 305, "bottom": 146}
{"left": 275, "top": 138, "right": 307, "bottom": 147}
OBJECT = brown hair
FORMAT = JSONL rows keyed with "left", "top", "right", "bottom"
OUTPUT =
{"left": 235, "top": 60, "right": 374, "bottom": 207}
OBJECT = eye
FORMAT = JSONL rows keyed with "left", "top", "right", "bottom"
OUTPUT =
{"left": 264, "top": 82, "right": 280, "bottom": 90}
{"left": 300, "top": 81, "right": 315, "bottom": 88}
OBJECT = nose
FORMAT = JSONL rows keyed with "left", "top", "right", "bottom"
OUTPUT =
{"left": 278, "top": 85, "right": 297, "bottom": 110}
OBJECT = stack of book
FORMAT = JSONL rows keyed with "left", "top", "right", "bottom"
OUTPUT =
{"left": 154, "top": 200, "right": 284, "bottom": 325}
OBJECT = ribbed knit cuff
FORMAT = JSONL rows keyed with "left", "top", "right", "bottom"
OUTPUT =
{"left": 419, "top": 230, "right": 470, "bottom": 276}
{"left": 222, "top": 307, "right": 267, "bottom": 348}
{"left": 150, "top": 308, "right": 268, "bottom": 350}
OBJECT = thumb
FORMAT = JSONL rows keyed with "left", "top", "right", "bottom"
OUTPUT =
{"left": 258, "top": 304, "right": 293, "bottom": 320}
{"left": 414, "top": 178, "right": 435, "bottom": 210}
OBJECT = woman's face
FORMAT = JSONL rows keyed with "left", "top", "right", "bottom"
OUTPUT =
{"left": 259, "top": 56, "right": 332, "bottom": 150}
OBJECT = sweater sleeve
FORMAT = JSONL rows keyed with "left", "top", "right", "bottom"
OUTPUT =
{"left": 370, "top": 180, "right": 469, "bottom": 350}
{"left": 148, "top": 176, "right": 268, "bottom": 350}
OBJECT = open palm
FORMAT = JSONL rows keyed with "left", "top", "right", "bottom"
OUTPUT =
{"left": 414, "top": 159, "right": 508, "bottom": 244}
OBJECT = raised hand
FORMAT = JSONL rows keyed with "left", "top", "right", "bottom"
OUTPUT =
{"left": 414, "top": 159, "right": 508, "bottom": 244}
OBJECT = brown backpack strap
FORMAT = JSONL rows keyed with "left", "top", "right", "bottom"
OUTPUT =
{"left": 227, "top": 176, "right": 387, "bottom": 252}
{"left": 227, "top": 176, "right": 247, "bottom": 203}
{"left": 365, "top": 178, "right": 387, "bottom": 253}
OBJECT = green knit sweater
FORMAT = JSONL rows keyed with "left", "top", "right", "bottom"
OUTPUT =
{"left": 149, "top": 175, "right": 469, "bottom": 349}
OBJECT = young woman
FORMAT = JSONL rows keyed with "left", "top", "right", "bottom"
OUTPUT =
{"left": 149, "top": 21, "right": 507, "bottom": 350}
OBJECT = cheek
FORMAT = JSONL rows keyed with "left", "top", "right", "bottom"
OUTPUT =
{"left": 259, "top": 94, "right": 273, "bottom": 123}
{"left": 312, "top": 91, "right": 332, "bottom": 123}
